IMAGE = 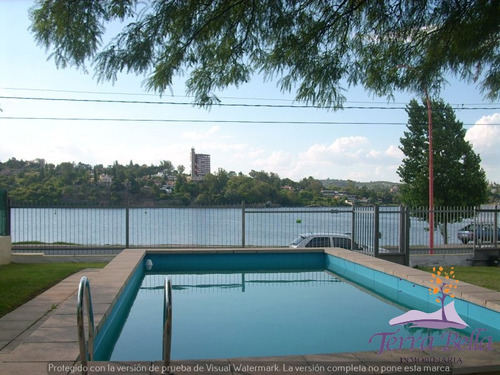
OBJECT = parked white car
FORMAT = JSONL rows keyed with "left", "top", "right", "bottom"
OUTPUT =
{"left": 289, "top": 233, "right": 366, "bottom": 251}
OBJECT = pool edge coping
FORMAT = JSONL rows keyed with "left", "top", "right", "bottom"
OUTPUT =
{"left": 322, "top": 248, "right": 500, "bottom": 313}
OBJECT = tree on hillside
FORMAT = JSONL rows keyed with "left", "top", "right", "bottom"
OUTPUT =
{"left": 159, "top": 160, "right": 174, "bottom": 175}
{"left": 398, "top": 99, "right": 488, "bottom": 241}
{"left": 30, "top": 1, "right": 500, "bottom": 107}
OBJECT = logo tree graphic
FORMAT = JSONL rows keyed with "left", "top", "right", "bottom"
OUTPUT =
{"left": 429, "top": 266, "right": 459, "bottom": 322}
{"left": 390, "top": 265, "right": 467, "bottom": 329}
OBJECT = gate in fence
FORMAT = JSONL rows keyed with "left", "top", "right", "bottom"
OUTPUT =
{"left": 352, "top": 205, "right": 409, "bottom": 265}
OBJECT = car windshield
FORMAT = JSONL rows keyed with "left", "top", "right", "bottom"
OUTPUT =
{"left": 459, "top": 224, "right": 474, "bottom": 231}
{"left": 333, "top": 237, "right": 351, "bottom": 249}
{"left": 460, "top": 223, "right": 498, "bottom": 231}
{"left": 305, "top": 236, "right": 331, "bottom": 247}
{"left": 291, "top": 235, "right": 306, "bottom": 246}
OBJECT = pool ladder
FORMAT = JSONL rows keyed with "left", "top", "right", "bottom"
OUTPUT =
{"left": 163, "top": 278, "right": 173, "bottom": 373}
{"left": 77, "top": 276, "right": 94, "bottom": 375}
{"left": 76, "top": 276, "right": 172, "bottom": 374}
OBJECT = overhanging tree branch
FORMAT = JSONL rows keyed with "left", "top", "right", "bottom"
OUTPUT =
{"left": 29, "top": 0, "right": 500, "bottom": 106}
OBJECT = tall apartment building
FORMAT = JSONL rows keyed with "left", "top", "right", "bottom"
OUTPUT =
{"left": 190, "top": 148, "right": 211, "bottom": 181}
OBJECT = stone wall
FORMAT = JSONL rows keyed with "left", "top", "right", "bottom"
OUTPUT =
{"left": 410, "top": 253, "right": 474, "bottom": 267}
{"left": 0, "top": 236, "right": 11, "bottom": 265}
{"left": 11, "top": 253, "right": 114, "bottom": 263}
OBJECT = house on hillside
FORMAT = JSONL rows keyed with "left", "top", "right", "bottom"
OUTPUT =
{"left": 99, "top": 174, "right": 113, "bottom": 187}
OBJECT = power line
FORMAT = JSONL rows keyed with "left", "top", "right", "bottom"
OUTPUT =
{"left": 0, "top": 116, "right": 405, "bottom": 124}
{"left": 3, "top": 87, "right": 500, "bottom": 107}
{"left": 2, "top": 95, "right": 500, "bottom": 110}
{"left": 1, "top": 116, "right": 498, "bottom": 126}
{"left": 1, "top": 87, "right": 296, "bottom": 103}
{"left": 0, "top": 95, "right": 409, "bottom": 109}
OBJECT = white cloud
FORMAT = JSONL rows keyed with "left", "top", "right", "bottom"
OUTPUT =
{"left": 466, "top": 113, "right": 500, "bottom": 182}
{"left": 232, "top": 147, "right": 265, "bottom": 161}
{"left": 253, "top": 150, "right": 293, "bottom": 171}
{"left": 363, "top": 145, "right": 404, "bottom": 167}
{"left": 242, "top": 137, "right": 403, "bottom": 182}
{"left": 385, "top": 145, "right": 404, "bottom": 159}
{"left": 181, "top": 125, "right": 220, "bottom": 140}
{"left": 299, "top": 136, "right": 370, "bottom": 163}
{"left": 466, "top": 114, "right": 500, "bottom": 151}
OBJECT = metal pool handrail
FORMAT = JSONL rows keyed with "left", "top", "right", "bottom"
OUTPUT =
{"left": 77, "top": 276, "right": 95, "bottom": 374}
{"left": 163, "top": 278, "right": 173, "bottom": 372}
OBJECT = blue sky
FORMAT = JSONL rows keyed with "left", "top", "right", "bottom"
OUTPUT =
{"left": 1, "top": 0, "right": 499, "bottom": 183}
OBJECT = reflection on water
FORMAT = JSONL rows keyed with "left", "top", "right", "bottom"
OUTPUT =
{"left": 140, "top": 271, "right": 341, "bottom": 294}
{"left": 107, "top": 270, "right": 499, "bottom": 361}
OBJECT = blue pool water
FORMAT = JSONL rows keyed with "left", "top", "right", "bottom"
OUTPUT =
{"left": 94, "top": 252, "right": 500, "bottom": 361}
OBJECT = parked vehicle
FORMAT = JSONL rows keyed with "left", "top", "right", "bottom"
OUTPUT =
{"left": 290, "top": 233, "right": 366, "bottom": 250}
{"left": 457, "top": 223, "right": 500, "bottom": 244}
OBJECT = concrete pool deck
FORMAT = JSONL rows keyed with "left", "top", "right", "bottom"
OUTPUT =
{"left": 0, "top": 248, "right": 499, "bottom": 375}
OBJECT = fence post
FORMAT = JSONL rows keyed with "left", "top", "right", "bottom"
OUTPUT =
{"left": 399, "top": 205, "right": 405, "bottom": 255}
{"left": 473, "top": 206, "right": 477, "bottom": 252}
{"left": 0, "top": 189, "right": 9, "bottom": 236}
{"left": 241, "top": 201, "right": 246, "bottom": 248}
{"left": 403, "top": 206, "right": 410, "bottom": 266}
{"left": 351, "top": 207, "right": 356, "bottom": 250}
{"left": 374, "top": 205, "right": 379, "bottom": 257}
{"left": 125, "top": 206, "right": 130, "bottom": 248}
{"left": 494, "top": 205, "right": 498, "bottom": 248}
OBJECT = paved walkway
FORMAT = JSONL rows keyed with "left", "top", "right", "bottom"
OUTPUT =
{"left": 0, "top": 268, "right": 99, "bottom": 374}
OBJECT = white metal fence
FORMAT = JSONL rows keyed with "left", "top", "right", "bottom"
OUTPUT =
{"left": 7, "top": 202, "right": 499, "bottom": 257}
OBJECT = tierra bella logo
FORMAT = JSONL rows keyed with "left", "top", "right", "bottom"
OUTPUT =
{"left": 369, "top": 266, "right": 493, "bottom": 355}
{"left": 389, "top": 266, "right": 467, "bottom": 329}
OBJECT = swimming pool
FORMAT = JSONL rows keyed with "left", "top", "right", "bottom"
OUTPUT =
{"left": 93, "top": 251, "right": 500, "bottom": 361}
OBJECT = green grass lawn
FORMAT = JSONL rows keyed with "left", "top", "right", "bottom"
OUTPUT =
{"left": 419, "top": 266, "right": 500, "bottom": 292}
{"left": 0, "top": 262, "right": 106, "bottom": 318}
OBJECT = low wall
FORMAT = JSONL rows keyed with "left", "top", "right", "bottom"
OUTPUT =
{"left": 0, "top": 236, "right": 11, "bottom": 264}
{"left": 377, "top": 252, "right": 407, "bottom": 265}
{"left": 11, "top": 253, "right": 114, "bottom": 263}
{"left": 410, "top": 253, "right": 474, "bottom": 267}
